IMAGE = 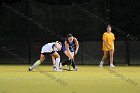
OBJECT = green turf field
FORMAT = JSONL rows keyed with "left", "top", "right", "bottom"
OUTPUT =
{"left": 0, "top": 65, "right": 140, "bottom": 93}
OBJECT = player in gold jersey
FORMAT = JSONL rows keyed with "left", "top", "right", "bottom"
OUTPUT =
{"left": 99, "top": 25, "right": 115, "bottom": 68}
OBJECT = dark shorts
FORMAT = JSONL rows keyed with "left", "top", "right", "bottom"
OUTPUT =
{"left": 41, "top": 51, "right": 55, "bottom": 55}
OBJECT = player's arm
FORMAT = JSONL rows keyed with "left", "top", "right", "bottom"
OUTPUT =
{"left": 103, "top": 40, "right": 110, "bottom": 49}
{"left": 114, "top": 34, "right": 115, "bottom": 40}
{"left": 113, "top": 34, "right": 115, "bottom": 41}
{"left": 74, "top": 37, "right": 79, "bottom": 55}
{"left": 64, "top": 41, "right": 70, "bottom": 51}
{"left": 112, "top": 34, "right": 115, "bottom": 44}
{"left": 103, "top": 33, "right": 110, "bottom": 49}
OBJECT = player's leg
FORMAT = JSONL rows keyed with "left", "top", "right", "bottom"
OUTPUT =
{"left": 99, "top": 51, "right": 108, "bottom": 67}
{"left": 61, "top": 45, "right": 72, "bottom": 65}
{"left": 52, "top": 56, "right": 55, "bottom": 65}
{"left": 61, "top": 59, "right": 69, "bottom": 65}
{"left": 63, "top": 51, "right": 77, "bottom": 71}
{"left": 65, "top": 50, "right": 74, "bottom": 59}
{"left": 63, "top": 50, "right": 74, "bottom": 70}
{"left": 51, "top": 51, "right": 62, "bottom": 71}
{"left": 102, "top": 51, "right": 108, "bottom": 62}
{"left": 109, "top": 49, "right": 115, "bottom": 67}
{"left": 70, "top": 52, "right": 77, "bottom": 70}
{"left": 51, "top": 56, "right": 56, "bottom": 70}
{"left": 28, "top": 54, "right": 45, "bottom": 71}
{"left": 71, "top": 59, "right": 78, "bottom": 71}
{"left": 62, "top": 50, "right": 74, "bottom": 65}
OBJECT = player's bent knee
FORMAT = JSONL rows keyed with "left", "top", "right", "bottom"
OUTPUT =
{"left": 40, "top": 55, "right": 45, "bottom": 63}
{"left": 52, "top": 54, "right": 60, "bottom": 58}
{"left": 40, "top": 58, "right": 45, "bottom": 63}
{"left": 56, "top": 54, "right": 60, "bottom": 58}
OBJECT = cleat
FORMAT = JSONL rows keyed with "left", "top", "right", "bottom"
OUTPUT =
{"left": 74, "top": 65, "right": 78, "bottom": 71}
{"left": 53, "top": 66, "right": 57, "bottom": 71}
{"left": 99, "top": 62, "right": 103, "bottom": 68}
{"left": 55, "top": 69, "right": 62, "bottom": 72}
{"left": 28, "top": 67, "right": 32, "bottom": 71}
{"left": 110, "top": 64, "right": 115, "bottom": 68}
{"left": 53, "top": 66, "right": 62, "bottom": 72}
{"left": 99, "top": 64, "right": 103, "bottom": 68}
{"left": 59, "top": 63, "right": 63, "bottom": 70}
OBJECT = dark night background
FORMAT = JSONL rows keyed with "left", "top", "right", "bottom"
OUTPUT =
{"left": 0, "top": 0, "right": 140, "bottom": 64}
{"left": 0, "top": 0, "right": 140, "bottom": 41}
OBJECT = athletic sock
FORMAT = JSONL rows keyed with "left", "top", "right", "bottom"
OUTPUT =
{"left": 67, "top": 59, "right": 72, "bottom": 66}
{"left": 71, "top": 59, "right": 76, "bottom": 69}
{"left": 55, "top": 58, "right": 60, "bottom": 69}
{"left": 67, "top": 60, "right": 71, "bottom": 70}
{"left": 30, "top": 60, "right": 41, "bottom": 70}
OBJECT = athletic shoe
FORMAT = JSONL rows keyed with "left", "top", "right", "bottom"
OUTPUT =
{"left": 99, "top": 65, "right": 103, "bottom": 68}
{"left": 99, "top": 61, "right": 104, "bottom": 68}
{"left": 53, "top": 66, "right": 56, "bottom": 71}
{"left": 55, "top": 69, "right": 62, "bottom": 72}
{"left": 99, "top": 63, "right": 103, "bottom": 68}
{"left": 54, "top": 68, "right": 62, "bottom": 72}
{"left": 110, "top": 64, "right": 115, "bottom": 68}
{"left": 74, "top": 65, "right": 78, "bottom": 71}
{"left": 53, "top": 66, "right": 62, "bottom": 72}
{"left": 59, "top": 63, "right": 63, "bottom": 70}
{"left": 28, "top": 67, "right": 32, "bottom": 71}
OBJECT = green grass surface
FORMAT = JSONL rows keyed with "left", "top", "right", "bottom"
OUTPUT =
{"left": 0, "top": 65, "right": 140, "bottom": 93}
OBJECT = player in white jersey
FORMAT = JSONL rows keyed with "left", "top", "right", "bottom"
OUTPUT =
{"left": 28, "top": 41, "right": 62, "bottom": 72}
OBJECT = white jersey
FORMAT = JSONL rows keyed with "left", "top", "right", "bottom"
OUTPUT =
{"left": 41, "top": 42, "right": 58, "bottom": 53}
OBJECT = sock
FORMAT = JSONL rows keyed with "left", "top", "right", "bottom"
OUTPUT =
{"left": 55, "top": 58, "right": 60, "bottom": 69}
{"left": 67, "top": 60, "right": 71, "bottom": 70}
{"left": 30, "top": 60, "right": 41, "bottom": 69}
{"left": 71, "top": 59, "right": 76, "bottom": 69}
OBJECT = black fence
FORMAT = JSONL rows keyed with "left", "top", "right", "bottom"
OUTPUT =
{"left": 0, "top": 41, "right": 140, "bottom": 65}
